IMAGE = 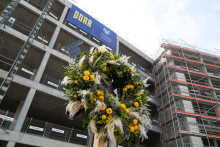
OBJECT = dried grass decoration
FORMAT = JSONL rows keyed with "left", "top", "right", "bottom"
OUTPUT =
{"left": 62, "top": 45, "right": 151, "bottom": 146}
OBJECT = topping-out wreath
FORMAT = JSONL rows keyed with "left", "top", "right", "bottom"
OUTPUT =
{"left": 62, "top": 45, "right": 151, "bottom": 145}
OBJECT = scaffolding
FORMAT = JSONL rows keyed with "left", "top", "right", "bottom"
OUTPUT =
{"left": 154, "top": 39, "right": 220, "bottom": 147}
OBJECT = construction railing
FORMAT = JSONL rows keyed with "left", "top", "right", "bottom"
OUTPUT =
{"left": 40, "top": 73, "right": 65, "bottom": 92}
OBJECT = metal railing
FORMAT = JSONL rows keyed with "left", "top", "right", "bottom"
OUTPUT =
{"left": 0, "top": 55, "right": 36, "bottom": 80}
{"left": 40, "top": 73, "right": 65, "bottom": 92}
{"left": 0, "top": 109, "right": 16, "bottom": 131}
{"left": 25, "top": 0, "right": 60, "bottom": 20}
{"left": 19, "top": 117, "right": 87, "bottom": 145}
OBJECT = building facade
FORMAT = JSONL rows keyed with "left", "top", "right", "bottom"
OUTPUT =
{"left": 154, "top": 40, "right": 220, "bottom": 147}
{"left": 0, "top": 0, "right": 160, "bottom": 147}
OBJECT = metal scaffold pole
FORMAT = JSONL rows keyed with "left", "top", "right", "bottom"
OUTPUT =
{"left": 0, "top": 0, "right": 20, "bottom": 27}
{"left": 0, "top": 0, "right": 54, "bottom": 102}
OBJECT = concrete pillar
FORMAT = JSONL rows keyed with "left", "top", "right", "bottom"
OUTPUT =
{"left": 48, "top": 26, "right": 61, "bottom": 48}
{"left": 48, "top": 6, "right": 68, "bottom": 49}
{"left": 108, "top": 140, "right": 115, "bottom": 147}
{"left": 116, "top": 38, "right": 119, "bottom": 55}
{"left": 87, "top": 133, "right": 94, "bottom": 147}
{"left": 59, "top": 6, "right": 69, "bottom": 24}
{"left": 6, "top": 141, "right": 15, "bottom": 147}
{"left": 9, "top": 101, "right": 24, "bottom": 130}
{"left": 34, "top": 52, "right": 50, "bottom": 83}
{"left": 13, "top": 88, "right": 36, "bottom": 132}
{"left": 135, "top": 137, "right": 140, "bottom": 147}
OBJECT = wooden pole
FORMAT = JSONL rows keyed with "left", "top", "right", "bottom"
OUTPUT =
{"left": 93, "top": 134, "right": 108, "bottom": 147}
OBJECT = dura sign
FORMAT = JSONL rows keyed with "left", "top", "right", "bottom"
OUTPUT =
{"left": 67, "top": 4, "right": 117, "bottom": 50}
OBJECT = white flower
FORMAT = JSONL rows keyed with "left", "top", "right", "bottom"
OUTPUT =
{"left": 93, "top": 72, "right": 102, "bottom": 85}
{"left": 77, "top": 90, "right": 90, "bottom": 98}
{"left": 143, "top": 77, "right": 150, "bottom": 87}
{"left": 78, "top": 55, "right": 85, "bottom": 69}
{"left": 98, "top": 45, "right": 106, "bottom": 53}
{"left": 105, "top": 60, "right": 120, "bottom": 65}
{"left": 90, "top": 47, "right": 94, "bottom": 54}
{"left": 89, "top": 55, "right": 94, "bottom": 65}
{"left": 136, "top": 90, "right": 144, "bottom": 96}
{"left": 116, "top": 55, "right": 130, "bottom": 65}
{"left": 61, "top": 76, "right": 74, "bottom": 86}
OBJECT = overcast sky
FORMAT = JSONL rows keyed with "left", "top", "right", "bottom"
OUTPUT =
{"left": 68, "top": 0, "right": 220, "bottom": 59}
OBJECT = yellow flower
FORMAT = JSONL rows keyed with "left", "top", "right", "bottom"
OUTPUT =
{"left": 100, "top": 91, "right": 104, "bottom": 96}
{"left": 90, "top": 75, "right": 94, "bottom": 80}
{"left": 120, "top": 104, "right": 126, "bottom": 109}
{"left": 134, "top": 82, "right": 138, "bottom": 85}
{"left": 106, "top": 120, "right": 109, "bottom": 123}
{"left": 126, "top": 85, "right": 130, "bottom": 89}
{"left": 114, "top": 129, "right": 117, "bottom": 132}
{"left": 97, "top": 90, "right": 101, "bottom": 95}
{"left": 130, "top": 126, "right": 134, "bottom": 132}
{"left": 106, "top": 50, "right": 109, "bottom": 53}
{"left": 98, "top": 50, "right": 103, "bottom": 53}
{"left": 110, "top": 56, "right": 114, "bottom": 60}
{"left": 134, "top": 102, "right": 139, "bottom": 107}
{"left": 102, "top": 67, "right": 106, "bottom": 71}
{"left": 125, "top": 109, "right": 129, "bottom": 114}
{"left": 74, "top": 80, "right": 77, "bottom": 84}
{"left": 99, "top": 96, "right": 104, "bottom": 101}
{"left": 83, "top": 76, "right": 89, "bottom": 81}
{"left": 134, "top": 125, "right": 138, "bottom": 130}
{"left": 100, "top": 106, "right": 105, "bottom": 111}
{"left": 124, "top": 69, "right": 126, "bottom": 72}
{"left": 93, "top": 53, "right": 95, "bottom": 55}
{"left": 109, "top": 115, "right": 112, "bottom": 119}
{"left": 130, "top": 67, "right": 134, "bottom": 71}
{"left": 123, "top": 88, "right": 127, "bottom": 92}
{"left": 102, "top": 115, "right": 106, "bottom": 120}
{"left": 106, "top": 108, "right": 112, "bottom": 114}
{"left": 137, "top": 74, "right": 139, "bottom": 76}
{"left": 98, "top": 121, "right": 101, "bottom": 124}
{"left": 133, "top": 119, "right": 138, "bottom": 125}
{"left": 134, "top": 131, "right": 138, "bottom": 134}
{"left": 73, "top": 95, "right": 77, "bottom": 98}
{"left": 130, "top": 85, "right": 134, "bottom": 89}
{"left": 77, "top": 72, "right": 79, "bottom": 74}
{"left": 84, "top": 71, "right": 90, "bottom": 76}
{"left": 140, "top": 101, "right": 143, "bottom": 106}
{"left": 93, "top": 98, "right": 96, "bottom": 101}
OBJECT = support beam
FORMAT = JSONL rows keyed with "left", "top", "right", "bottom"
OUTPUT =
{"left": 34, "top": 52, "right": 50, "bottom": 83}
{"left": 9, "top": 101, "right": 24, "bottom": 131}
{"left": 6, "top": 141, "right": 15, "bottom": 147}
{"left": 13, "top": 88, "right": 36, "bottom": 132}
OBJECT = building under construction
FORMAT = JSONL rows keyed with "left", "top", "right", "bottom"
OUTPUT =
{"left": 154, "top": 40, "right": 220, "bottom": 147}
{"left": 1, "top": 0, "right": 220, "bottom": 147}
{"left": 0, "top": 0, "right": 160, "bottom": 147}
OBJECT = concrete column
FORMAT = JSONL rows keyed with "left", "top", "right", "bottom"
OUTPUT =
{"left": 48, "top": 26, "right": 61, "bottom": 48}
{"left": 135, "top": 137, "right": 140, "bottom": 147}
{"left": 108, "top": 141, "right": 115, "bottom": 147}
{"left": 116, "top": 38, "right": 119, "bottom": 55}
{"left": 6, "top": 141, "right": 15, "bottom": 147}
{"left": 87, "top": 133, "right": 94, "bottom": 147}
{"left": 34, "top": 52, "right": 50, "bottom": 83}
{"left": 59, "top": 6, "right": 69, "bottom": 24}
{"left": 13, "top": 88, "right": 36, "bottom": 132}
{"left": 9, "top": 101, "right": 24, "bottom": 130}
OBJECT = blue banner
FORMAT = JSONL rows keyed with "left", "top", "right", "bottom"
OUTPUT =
{"left": 67, "top": 4, "right": 117, "bottom": 50}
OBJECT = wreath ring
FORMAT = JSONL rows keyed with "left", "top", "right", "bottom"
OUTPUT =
{"left": 62, "top": 45, "right": 151, "bottom": 145}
